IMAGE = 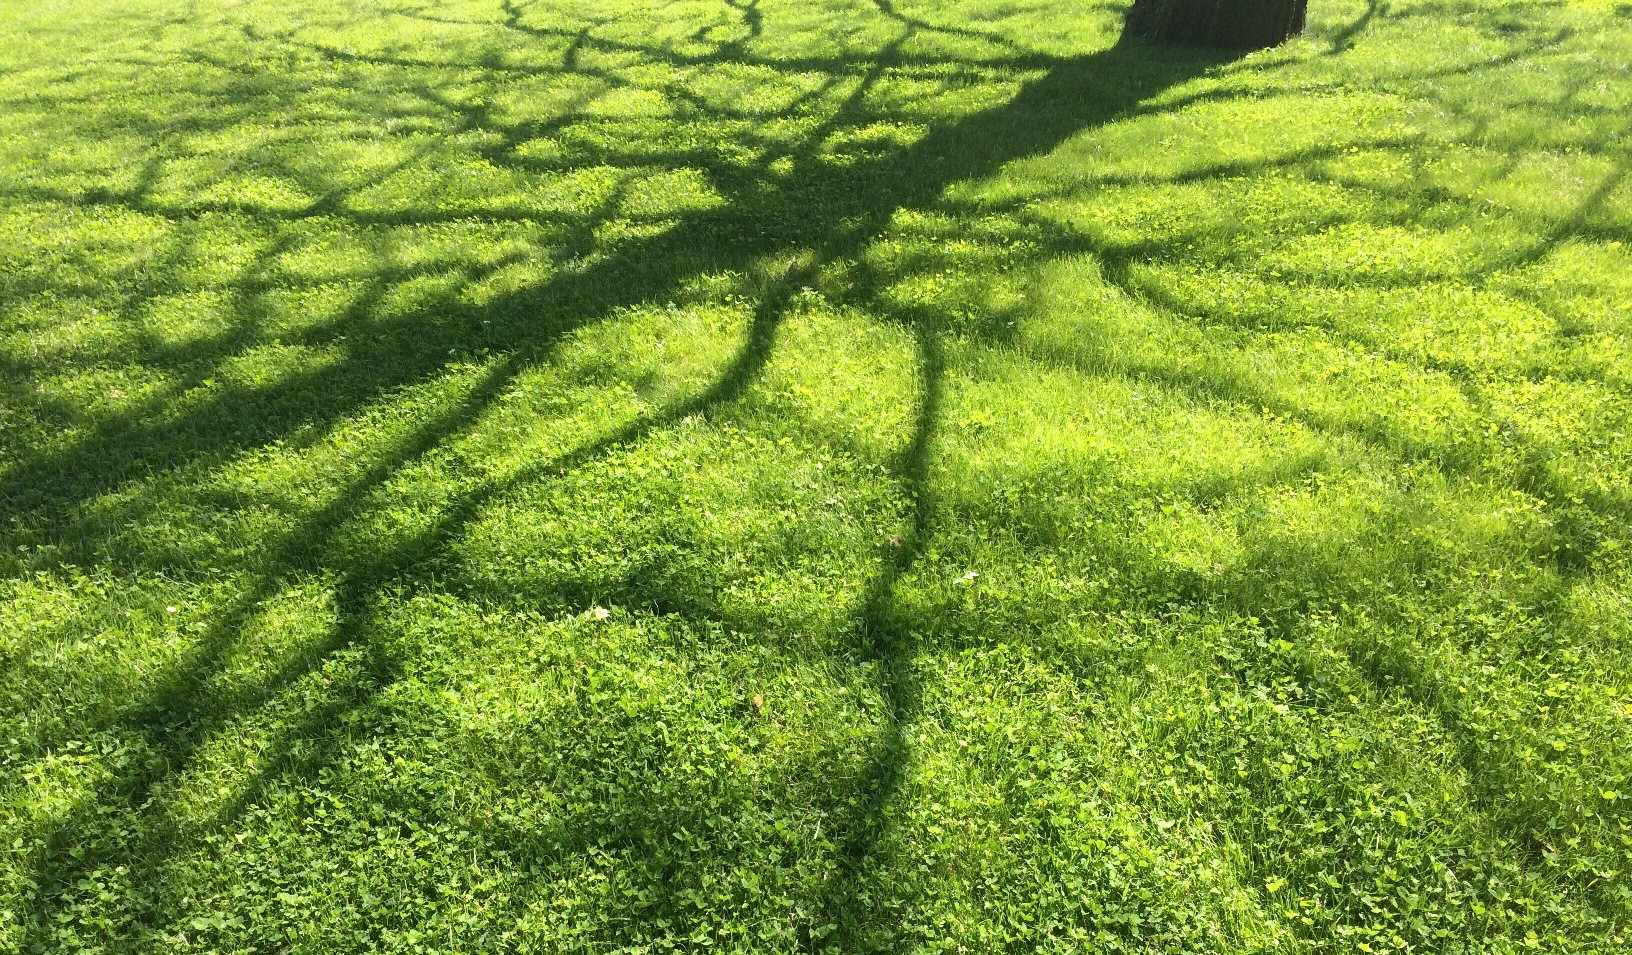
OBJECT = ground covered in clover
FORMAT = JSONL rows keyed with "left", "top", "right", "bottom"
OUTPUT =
{"left": 2, "top": 0, "right": 1631, "bottom": 952}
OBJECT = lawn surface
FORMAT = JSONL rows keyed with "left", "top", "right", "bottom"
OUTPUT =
{"left": 3, "top": 0, "right": 1632, "bottom": 951}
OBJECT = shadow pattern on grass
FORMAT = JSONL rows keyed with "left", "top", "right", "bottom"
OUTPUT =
{"left": 2, "top": 0, "right": 1631, "bottom": 950}
{"left": 1, "top": 1, "right": 1244, "bottom": 949}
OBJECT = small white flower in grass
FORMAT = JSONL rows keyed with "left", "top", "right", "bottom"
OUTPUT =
{"left": 590, "top": 606, "right": 611, "bottom": 621}
{"left": 954, "top": 571, "right": 978, "bottom": 585}
{"left": 165, "top": 605, "right": 178, "bottom": 613}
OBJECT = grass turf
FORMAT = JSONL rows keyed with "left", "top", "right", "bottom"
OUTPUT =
{"left": 3, "top": 0, "right": 1632, "bottom": 951}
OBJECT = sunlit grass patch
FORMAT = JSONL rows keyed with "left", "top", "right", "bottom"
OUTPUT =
{"left": 3, "top": 0, "right": 1631, "bottom": 951}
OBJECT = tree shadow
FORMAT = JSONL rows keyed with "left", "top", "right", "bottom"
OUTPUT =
{"left": 4, "top": 1, "right": 1244, "bottom": 949}
{"left": 9, "top": 0, "right": 1628, "bottom": 948}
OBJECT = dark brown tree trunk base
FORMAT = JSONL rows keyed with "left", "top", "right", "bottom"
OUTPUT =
{"left": 1123, "top": 0, "right": 1309, "bottom": 50}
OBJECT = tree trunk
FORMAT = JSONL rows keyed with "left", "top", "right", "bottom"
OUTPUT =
{"left": 1123, "top": 0, "right": 1308, "bottom": 50}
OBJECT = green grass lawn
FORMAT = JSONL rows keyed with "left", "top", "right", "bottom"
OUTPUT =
{"left": 2, "top": 0, "right": 1631, "bottom": 950}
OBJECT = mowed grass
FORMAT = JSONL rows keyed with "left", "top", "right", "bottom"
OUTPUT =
{"left": 2, "top": 0, "right": 1632, "bottom": 951}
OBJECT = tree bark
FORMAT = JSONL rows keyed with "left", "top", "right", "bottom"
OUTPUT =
{"left": 1123, "top": 0, "right": 1308, "bottom": 50}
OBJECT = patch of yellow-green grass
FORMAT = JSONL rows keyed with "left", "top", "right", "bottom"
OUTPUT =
{"left": 3, "top": 0, "right": 1631, "bottom": 952}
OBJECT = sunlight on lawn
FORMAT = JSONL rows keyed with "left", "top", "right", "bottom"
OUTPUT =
{"left": 2, "top": 0, "right": 1631, "bottom": 951}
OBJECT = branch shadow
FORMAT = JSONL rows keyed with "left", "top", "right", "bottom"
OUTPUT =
{"left": 5, "top": 2, "right": 1242, "bottom": 949}
{"left": 11, "top": 0, "right": 1625, "bottom": 947}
